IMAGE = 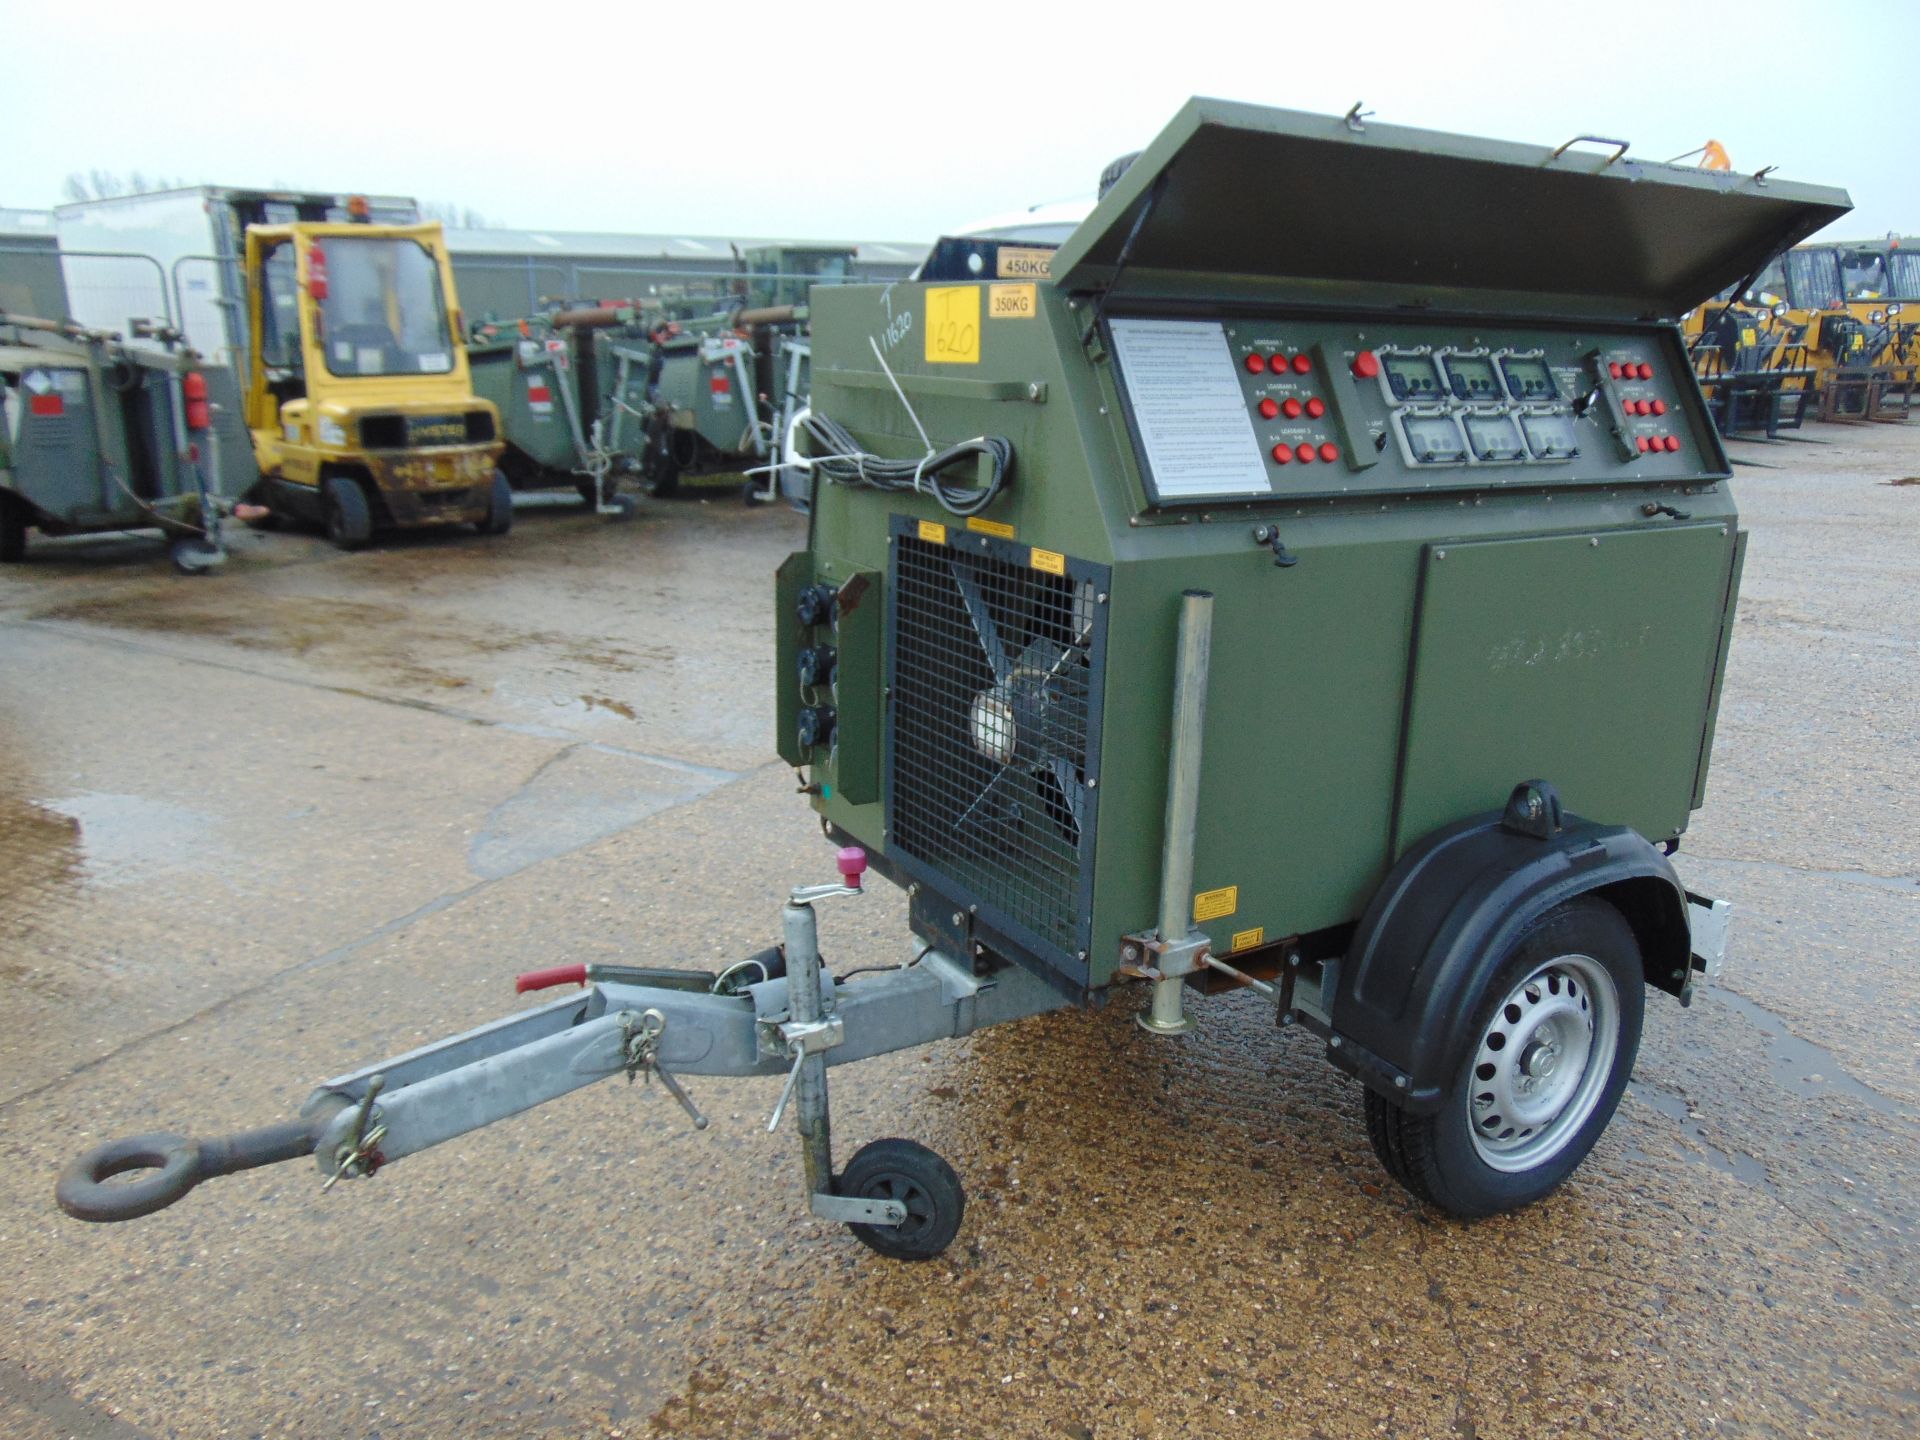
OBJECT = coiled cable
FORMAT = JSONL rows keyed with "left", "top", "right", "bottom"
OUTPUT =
{"left": 797, "top": 410, "right": 1014, "bottom": 519}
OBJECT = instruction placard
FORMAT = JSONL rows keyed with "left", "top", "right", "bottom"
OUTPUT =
{"left": 1109, "top": 319, "right": 1271, "bottom": 501}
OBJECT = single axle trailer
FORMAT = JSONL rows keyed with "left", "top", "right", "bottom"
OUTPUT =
{"left": 58, "top": 100, "right": 1845, "bottom": 1259}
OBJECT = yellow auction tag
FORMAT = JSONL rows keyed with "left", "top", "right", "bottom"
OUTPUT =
{"left": 1193, "top": 885, "right": 1238, "bottom": 922}
{"left": 1029, "top": 547, "right": 1065, "bottom": 575}
{"left": 918, "top": 519, "right": 947, "bottom": 545}
{"left": 925, "top": 286, "right": 981, "bottom": 364}
{"left": 989, "top": 283, "right": 1038, "bottom": 319}
{"left": 1231, "top": 927, "right": 1265, "bottom": 953}
{"left": 967, "top": 517, "right": 1016, "bottom": 539}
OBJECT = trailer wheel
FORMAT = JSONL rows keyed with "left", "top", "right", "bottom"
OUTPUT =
{"left": 480, "top": 470, "right": 514, "bottom": 536}
{"left": 837, "top": 1138, "right": 965, "bottom": 1261}
{"left": 1364, "top": 896, "right": 1643, "bottom": 1218}
{"left": 647, "top": 457, "right": 681, "bottom": 499}
{"left": 0, "top": 495, "right": 26, "bottom": 563}
{"left": 323, "top": 476, "right": 373, "bottom": 551}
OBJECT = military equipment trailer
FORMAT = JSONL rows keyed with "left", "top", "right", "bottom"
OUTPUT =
{"left": 58, "top": 102, "right": 1846, "bottom": 1256}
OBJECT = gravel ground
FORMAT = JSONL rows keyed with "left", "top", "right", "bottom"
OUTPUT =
{"left": 0, "top": 433, "right": 1915, "bottom": 1440}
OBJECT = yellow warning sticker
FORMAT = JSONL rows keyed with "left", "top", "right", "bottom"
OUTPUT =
{"left": 967, "top": 516, "right": 1016, "bottom": 539}
{"left": 1739, "top": 327, "right": 1758, "bottom": 346}
{"left": 996, "top": 246, "right": 1055, "bottom": 280}
{"left": 918, "top": 519, "right": 947, "bottom": 545}
{"left": 925, "top": 286, "right": 981, "bottom": 364}
{"left": 988, "top": 283, "right": 1038, "bottom": 319}
{"left": 1029, "top": 547, "right": 1066, "bottom": 575}
{"left": 1231, "top": 927, "right": 1265, "bottom": 953}
{"left": 1193, "top": 885, "right": 1238, "bottom": 922}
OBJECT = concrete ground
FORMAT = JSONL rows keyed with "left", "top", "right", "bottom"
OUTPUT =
{"left": 0, "top": 435, "right": 1915, "bottom": 1440}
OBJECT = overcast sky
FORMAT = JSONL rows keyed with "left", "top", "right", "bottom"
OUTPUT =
{"left": 4, "top": 2, "right": 1913, "bottom": 244}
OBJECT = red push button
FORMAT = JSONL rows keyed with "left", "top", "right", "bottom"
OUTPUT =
{"left": 1636, "top": 436, "right": 1652, "bottom": 453}
{"left": 1636, "top": 362, "right": 1654, "bottom": 380}
{"left": 1609, "top": 361, "right": 1625, "bottom": 379}
{"left": 1271, "top": 442, "right": 1292, "bottom": 464}
{"left": 1663, "top": 435, "right": 1681, "bottom": 452}
{"left": 1306, "top": 396, "right": 1326, "bottom": 418}
{"left": 1352, "top": 350, "right": 1380, "bottom": 379}
{"left": 1258, "top": 397, "right": 1280, "bottom": 420}
{"left": 1318, "top": 442, "right": 1340, "bottom": 463}
{"left": 1291, "top": 353, "right": 1313, "bottom": 375}
{"left": 1295, "top": 443, "right": 1316, "bottom": 464}
{"left": 1651, "top": 399, "right": 1667, "bottom": 416}
{"left": 1282, "top": 397, "right": 1304, "bottom": 419}
{"left": 1245, "top": 353, "right": 1267, "bottom": 374}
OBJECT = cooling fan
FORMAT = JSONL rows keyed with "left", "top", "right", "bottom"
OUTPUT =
{"left": 949, "top": 562, "right": 1094, "bottom": 847}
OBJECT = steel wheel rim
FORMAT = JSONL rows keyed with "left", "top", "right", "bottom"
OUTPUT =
{"left": 1466, "top": 952, "right": 1620, "bottom": 1172}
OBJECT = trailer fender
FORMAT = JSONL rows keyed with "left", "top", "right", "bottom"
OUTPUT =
{"left": 1325, "top": 781, "right": 1690, "bottom": 1113}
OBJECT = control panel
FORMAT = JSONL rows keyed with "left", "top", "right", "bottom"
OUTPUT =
{"left": 1104, "top": 313, "right": 1713, "bottom": 507}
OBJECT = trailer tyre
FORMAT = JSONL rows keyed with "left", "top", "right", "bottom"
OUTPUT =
{"left": 323, "top": 476, "right": 373, "bottom": 551}
{"left": 480, "top": 470, "right": 514, "bottom": 536}
{"left": 837, "top": 1138, "right": 965, "bottom": 1261}
{"left": 1363, "top": 896, "right": 1644, "bottom": 1219}
{"left": 0, "top": 494, "right": 26, "bottom": 563}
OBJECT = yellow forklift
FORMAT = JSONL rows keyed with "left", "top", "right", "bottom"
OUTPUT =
{"left": 244, "top": 213, "right": 509, "bottom": 548}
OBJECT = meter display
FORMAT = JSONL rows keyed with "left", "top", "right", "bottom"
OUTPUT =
{"left": 1443, "top": 353, "right": 1502, "bottom": 402}
{"left": 1399, "top": 413, "right": 1467, "bottom": 464}
{"left": 1520, "top": 412, "right": 1579, "bottom": 460}
{"left": 1501, "top": 355, "right": 1558, "bottom": 402}
{"left": 1383, "top": 353, "right": 1444, "bottom": 402}
{"left": 1463, "top": 413, "right": 1525, "bottom": 462}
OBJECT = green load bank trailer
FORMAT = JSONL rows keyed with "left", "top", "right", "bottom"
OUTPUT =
{"left": 2, "top": 313, "right": 258, "bottom": 572}
{"left": 55, "top": 104, "right": 1848, "bottom": 1260}
{"left": 466, "top": 316, "right": 636, "bottom": 513}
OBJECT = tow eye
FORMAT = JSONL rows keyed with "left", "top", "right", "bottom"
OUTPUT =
{"left": 56, "top": 1113, "right": 334, "bottom": 1223}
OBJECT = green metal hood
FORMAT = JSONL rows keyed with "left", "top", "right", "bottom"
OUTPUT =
{"left": 1051, "top": 98, "right": 1852, "bottom": 320}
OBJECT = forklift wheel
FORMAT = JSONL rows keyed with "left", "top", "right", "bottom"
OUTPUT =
{"left": 0, "top": 495, "right": 26, "bottom": 563}
{"left": 480, "top": 470, "right": 514, "bottom": 536}
{"left": 1364, "top": 897, "right": 1644, "bottom": 1219}
{"left": 323, "top": 476, "right": 373, "bottom": 551}
{"left": 837, "top": 1138, "right": 965, "bottom": 1261}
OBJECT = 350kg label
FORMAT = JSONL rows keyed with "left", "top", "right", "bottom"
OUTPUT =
{"left": 989, "top": 283, "right": 1037, "bottom": 319}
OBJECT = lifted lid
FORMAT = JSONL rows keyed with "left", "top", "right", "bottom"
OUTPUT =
{"left": 1051, "top": 99, "right": 1852, "bottom": 319}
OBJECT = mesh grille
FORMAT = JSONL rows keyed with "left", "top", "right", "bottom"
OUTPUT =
{"left": 887, "top": 521, "right": 1108, "bottom": 970}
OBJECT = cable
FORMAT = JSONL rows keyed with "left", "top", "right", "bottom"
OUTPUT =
{"left": 834, "top": 944, "right": 934, "bottom": 985}
{"left": 798, "top": 410, "right": 1014, "bottom": 518}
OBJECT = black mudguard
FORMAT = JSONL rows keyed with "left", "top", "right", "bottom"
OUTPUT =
{"left": 1326, "top": 781, "right": 1690, "bottom": 1113}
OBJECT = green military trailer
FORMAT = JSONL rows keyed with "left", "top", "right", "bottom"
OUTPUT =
{"left": 610, "top": 316, "right": 810, "bottom": 502}
{"left": 465, "top": 312, "right": 640, "bottom": 514}
{"left": 2, "top": 313, "right": 257, "bottom": 572}
{"left": 58, "top": 102, "right": 1847, "bottom": 1259}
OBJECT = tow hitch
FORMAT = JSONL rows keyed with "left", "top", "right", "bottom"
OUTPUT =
{"left": 56, "top": 847, "right": 1067, "bottom": 1259}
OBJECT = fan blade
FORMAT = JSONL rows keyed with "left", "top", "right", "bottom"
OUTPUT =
{"left": 1048, "top": 756, "right": 1087, "bottom": 834}
{"left": 953, "top": 764, "right": 1010, "bottom": 832}
{"left": 953, "top": 565, "right": 1011, "bottom": 684}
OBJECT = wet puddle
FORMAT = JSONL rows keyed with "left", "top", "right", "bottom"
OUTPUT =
{"left": 33, "top": 791, "right": 229, "bottom": 887}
